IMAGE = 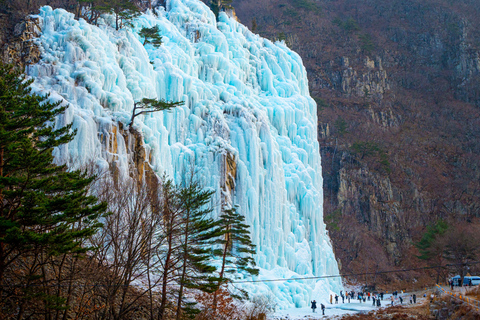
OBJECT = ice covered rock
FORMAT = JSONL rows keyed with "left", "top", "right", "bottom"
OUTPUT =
{"left": 27, "top": 0, "right": 342, "bottom": 308}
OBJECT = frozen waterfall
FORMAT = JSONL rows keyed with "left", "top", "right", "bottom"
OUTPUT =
{"left": 27, "top": 0, "right": 342, "bottom": 308}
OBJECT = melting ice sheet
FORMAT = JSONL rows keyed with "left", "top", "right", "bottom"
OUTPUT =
{"left": 28, "top": 0, "right": 342, "bottom": 308}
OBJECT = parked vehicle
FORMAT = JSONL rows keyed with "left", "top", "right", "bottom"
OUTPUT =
{"left": 463, "top": 276, "right": 480, "bottom": 286}
{"left": 451, "top": 275, "right": 461, "bottom": 286}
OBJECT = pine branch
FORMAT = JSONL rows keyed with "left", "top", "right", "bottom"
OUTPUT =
{"left": 129, "top": 98, "right": 184, "bottom": 127}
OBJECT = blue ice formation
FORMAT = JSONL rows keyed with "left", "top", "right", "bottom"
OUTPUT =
{"left": 27, "top": 0, "right": 342, "bottom": 308}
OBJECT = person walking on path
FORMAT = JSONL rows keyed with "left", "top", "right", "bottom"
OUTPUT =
{"left": 311, "top": 300, "right": 317, "bottom": 313}
{"left": 335, "top": 294, "right": 338, "bottom": 304}
{"left": 399, "top": 296, "right": 403, "bottom": 304}
{"left": 321, "top": 303, "right": 325, "bottom": 315}
{"left": 377, "top": 298, "right": 381, "bottom": 307}
{"left": 372, "top": 296, "right": 376, "bottom": 306}
{"left": 330, "top": 294, "right": 333, "bottom": 304}
{"left": 390, "top": 295, "right": 394, "bottom": 306}
{"left": 413, "top": 294, "right": 416, "bottom": 303}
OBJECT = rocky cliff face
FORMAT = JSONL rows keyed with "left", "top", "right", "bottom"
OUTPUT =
{"left": 312, "top": 56, "right": 389, "bottom": 99}
{"left": 1, "top": 17, "right": 42, "bottom": 69}
{"left": 232, "top": 0, "right": 480, "bottom": 281}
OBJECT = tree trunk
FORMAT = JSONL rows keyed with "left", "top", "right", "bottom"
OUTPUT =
{"left": 0, "top": 243, "right": 4, "bottom": 283}
{"left": 213, "top": 232, "right": 230, "bottom": 312}
{"left": 147, "top": 242, "right": 154, "bottom": 320}
{"left": 0, "top": 147, "right": 4, "bottom": 282}
{"left": 159, "top": 226, "right": 173, "bottom": 320}
{"left": 54, "top": 254, "right": 67, "bottom": 320}
{"left": 176, "top": 210, "right": 191, "bottom": 320}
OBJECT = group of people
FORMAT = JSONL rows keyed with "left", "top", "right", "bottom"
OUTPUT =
{"left": 449, "top": 278, "right": 473, "bottom": 289}
{"left": 390, "top": 292, "right": 417, "bottom": 306}
{"left": 310, "top": 290, "right": 420, "bottom": 314}
{"left": 333, "top": 290, "right": 385, "bottom": 304}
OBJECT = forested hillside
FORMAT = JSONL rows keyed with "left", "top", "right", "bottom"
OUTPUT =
{"left": 231, "top": 0, "right": 480, "bottom": 283}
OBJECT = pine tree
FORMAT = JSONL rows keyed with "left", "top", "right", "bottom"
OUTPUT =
{"left": 155, "top": 177, "right": 220, "bottom": 320}
{"left": 416, "top": 220, "right": 448, "bottom": 260}
{"left": 251, "top": 17, "right": 257, "bottom": 33}
{"left": 139, "top": 25, "right": 163, "bottom": 47}
{"left": 76, "top": 0, "right": 103, "bottom": 24}
{"left": 416, "top": 220, "right": 448, "bottom": 283}
{"left": 212, "top": 206, "right": 258, "bottom": 310}
{"left": 129, "top": 98, "right": 183, "bottom": 127}
{"left": 0, "top": 63, "right": 107, "bottom": 288}
{"left": 175, "top": 181, "right": 219, "bottom": 320}
{"left": 96, "top": 0, "right": 141, "bottom": 30}
{"left": 210, "top": 0, "right": 233, "bottom": 20}
{"left": 157, "top": 178, "right": 182, "bottom": 320}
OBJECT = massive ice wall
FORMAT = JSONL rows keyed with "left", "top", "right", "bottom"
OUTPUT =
{"left": 28, "top": 0, "right": 342, "bottom": 308}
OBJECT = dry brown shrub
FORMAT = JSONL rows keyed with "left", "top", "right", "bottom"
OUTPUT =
{"left": 195, "top": 287, "right": 243, "bottom": 320}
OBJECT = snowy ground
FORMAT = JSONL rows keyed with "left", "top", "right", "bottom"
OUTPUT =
{"left": 270, "top": 300, "right": 380, "bottom": 319}
{"left": 269, "top": 294, "right": 424, "bottom": 319}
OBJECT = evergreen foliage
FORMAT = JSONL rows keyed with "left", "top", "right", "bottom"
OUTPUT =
{"left": 334, "top": 117, "right": 348, "bottom": 136}
{"left": 96, "top": 0, "right": 141, "bottom": 30}
{"left": 211, "top": 206, "right": 258, "bottom": 310}
{"left": 313, "top": 96, "right": 329, "bottom": 111}
{"left": 278, "top": 32, "right": 287, "bottom": 42}
{"left": 350, "top": 141, "right": 391, "bottom": 173}
{"left": 139, "top": 25, "right": 163, "bottom": 47}
{"left": 75, "top": 0, "right": 104, "bottom": 25}
{"left": 156, "top": 177, "right": 219, "bottom": 320}
{"left": 216, "top": 206, "right": 258, "bottom": 277}
{"left": 175, "top": 181, "right": 219, "bottom": 319}
{"left": 129, "top": 98, "right": 184, "bottom": 127}
{"left": 209, "top": 0, "right": 232, "bottom": 20}
{"left": 251, "top": 17, "right": 257, "bottom": 33}
{"left": 0, "top": 63, "right": 107, "bottom": 282}
{"left": 416, "top": 220, "right": 448, "bottom": 260}
{"left": 359, "top": 33, "right": 375, "bottom": 53}
{"left": 333, "top": 17, "right": 360, "bottom": 33}
{"left": 291, "top": 0, "right": 322, "bottom": 14}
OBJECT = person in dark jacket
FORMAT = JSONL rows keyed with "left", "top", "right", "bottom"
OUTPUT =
{"left": 413, "top": 294, "right": 416, "bottom": 303}
{"left": 321, "top": 303, "right": 325, "bottom": 315}
{"left": 311, "top": 300, "right": 317, "bottom": 313}
{"left": 335, "top": 294, "right": 338, "bottom": 304}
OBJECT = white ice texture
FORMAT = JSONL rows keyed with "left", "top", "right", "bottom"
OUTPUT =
{"left": 28, "top": 0, "right": 342, "bottom": 308}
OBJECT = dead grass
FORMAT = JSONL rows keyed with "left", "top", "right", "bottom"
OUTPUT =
{"left": 465, "top": 286, "right": 480, "bottom": 301}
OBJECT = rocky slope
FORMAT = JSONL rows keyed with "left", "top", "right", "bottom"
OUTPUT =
{"left": 231, "top": 0, "right": 480, "bottom": 283}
